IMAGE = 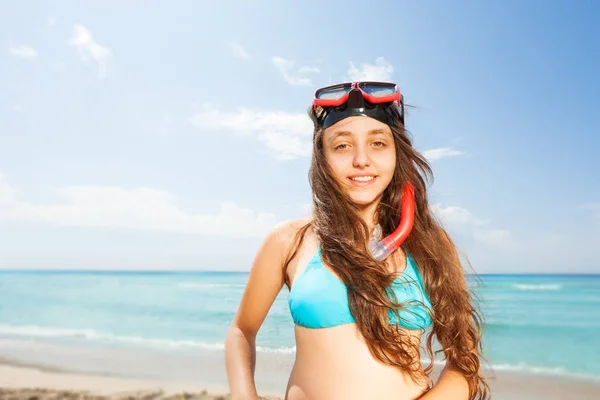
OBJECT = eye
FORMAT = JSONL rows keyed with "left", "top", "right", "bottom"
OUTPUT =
{"left": 372, "top": 141, "right": 386, "bottom": 147}
{"left": 334, "top": 143, "right": 349, "bottom": 151}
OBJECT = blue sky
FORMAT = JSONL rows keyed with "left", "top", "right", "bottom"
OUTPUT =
{"left": 0, "top": 0, "right": 598, "bottom": 273}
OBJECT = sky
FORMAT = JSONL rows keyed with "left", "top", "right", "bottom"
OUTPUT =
{"left": 0, "top": 0, "right": 599, "bottom": 273}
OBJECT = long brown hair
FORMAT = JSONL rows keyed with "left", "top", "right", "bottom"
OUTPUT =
{"left": 283, "top": 104, "right": 490, "bottom": 399}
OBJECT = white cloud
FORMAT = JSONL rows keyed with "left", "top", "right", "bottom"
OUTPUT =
{"left": 347, "top": 57, "right": 394, "bottom": 81}
{"left": 189, "top": 104, "right": 313, "bottom": 160}
{"left": 581, "top": 202, "right": 600, "bottom": 218}
{"left": 69, "top": 24, "right": 112, "bottom": 77}
{"left": 423, "top": 147, "right": 465, "bottom": 161}
{"left": 272, "top": 56, "right": 319, "bottom": 86}
{"left": 226, "top": 42, "right": 250, "bottom": 60}
{"left": 431, "top": 204, "right": 490, "bottom": 226}
{"left": 431, "top": 203, "right": 513, "bottom": 247}
{"left": 281, "top": 203, "right": 312, "bottom": 218}
{"left": 473, "top": 229, "right": 513, "bottom": 247}
{"left": 0, "top": 173, "right": 276, "bottom": 237}
{"left": 8, "top": 45, "right": 39, "bottom": 60}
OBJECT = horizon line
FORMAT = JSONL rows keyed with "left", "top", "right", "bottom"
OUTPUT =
{"left": 0, "top": 268, "right": 598, "bottom": 276}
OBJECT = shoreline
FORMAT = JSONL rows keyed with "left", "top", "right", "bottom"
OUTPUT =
{"left": 2, "top": 356, "right": 600, "bottom": 400}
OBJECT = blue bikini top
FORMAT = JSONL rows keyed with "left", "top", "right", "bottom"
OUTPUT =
{"left": 288, "top": 246, "right": 433, "bottom": 331}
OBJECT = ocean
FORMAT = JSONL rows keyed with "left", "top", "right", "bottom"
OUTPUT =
{"left": 0, "top": 270, "right": 599, "bottom": 392}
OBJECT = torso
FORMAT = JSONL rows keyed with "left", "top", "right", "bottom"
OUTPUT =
{"left": 283, "top": 221, "right": 430, "bottom": 400}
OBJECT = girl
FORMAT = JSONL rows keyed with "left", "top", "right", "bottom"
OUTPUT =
{"left": 225, "top": 81, "right": 489, "bottom": 400}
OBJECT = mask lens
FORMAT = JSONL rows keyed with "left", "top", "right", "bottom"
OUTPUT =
{"left": 359, "top": 82, "right": 397, "bottom": 97}
{"left": 316, "top": 84, "right": 352, "bottom": 100}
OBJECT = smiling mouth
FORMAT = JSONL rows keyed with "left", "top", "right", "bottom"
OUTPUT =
{"left": 348, "top": 175, "right": 377, "bottom": 182}
{"left": 349, "top": 176, "right": 376, "bottom": 182}
{"left": 348, "top": 175, "right": 378, "bottom": 187}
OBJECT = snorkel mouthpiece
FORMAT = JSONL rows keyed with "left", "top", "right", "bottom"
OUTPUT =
{"left": 368, "top": 183, "right": 416, "bottom": 261}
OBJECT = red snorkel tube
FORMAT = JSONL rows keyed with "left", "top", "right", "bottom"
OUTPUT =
{"left": 368, "top": 183, "right": 415, "bottom": 261}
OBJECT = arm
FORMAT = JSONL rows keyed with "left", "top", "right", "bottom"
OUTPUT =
{"left": 418, "top": 364, "right": 470, "bottom": 400}
{"left": 224, "top": 222, "right": 293, "bottom": 400}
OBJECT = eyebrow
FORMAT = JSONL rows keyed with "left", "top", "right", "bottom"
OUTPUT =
{"left": 327, "top": 129, "right": 390, "bottom": 143}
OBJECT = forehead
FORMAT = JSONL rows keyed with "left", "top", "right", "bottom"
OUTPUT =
{"left": 323, "top": 116, "right": 392, "bottom": 142}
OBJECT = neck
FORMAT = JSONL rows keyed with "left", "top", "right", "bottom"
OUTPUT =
{"left": 356, "top": 200, "right": 380, "bottom": 236}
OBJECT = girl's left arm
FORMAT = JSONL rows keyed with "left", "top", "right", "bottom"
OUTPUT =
{"left": 418, "top": 364, "right": 470, "bottom": 399}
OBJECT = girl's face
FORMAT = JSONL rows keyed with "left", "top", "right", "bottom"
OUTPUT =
{"left": 322, "top": 116, "right": 396, "bottom": 208}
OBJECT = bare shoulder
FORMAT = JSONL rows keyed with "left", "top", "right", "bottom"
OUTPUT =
{"left": 230, "top": 216, "right": 313, "bottom": 334}
{"left": 265, "top": 216, "right": 314, "bottom": 256}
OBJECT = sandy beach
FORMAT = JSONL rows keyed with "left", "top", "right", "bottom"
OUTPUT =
{"left": 0, "top": 361, "right": 281, "bottom": 400}
{"left": 1, "top": 358, "right": 599, "bottom": 400}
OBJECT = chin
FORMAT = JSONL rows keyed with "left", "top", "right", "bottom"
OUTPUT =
{"left": 348, "top": 192, "right": 381, "bottom": 207}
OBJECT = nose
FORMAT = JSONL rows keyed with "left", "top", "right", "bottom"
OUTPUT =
{"left": 352, "top": 143, "right": 371, "bottom": 168}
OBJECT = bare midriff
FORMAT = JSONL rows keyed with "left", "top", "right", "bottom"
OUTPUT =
{"left": 284, "top": 229, "right": 430, "bottom": 400}
{"left": 285, "top": 324, "right": 429, "bottom": 400}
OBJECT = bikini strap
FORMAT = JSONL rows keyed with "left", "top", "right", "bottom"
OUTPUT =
{"left": 306, "top": 245, "right": 322, "bottom": 269}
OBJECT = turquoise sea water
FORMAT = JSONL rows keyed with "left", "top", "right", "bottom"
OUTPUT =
{"left": 0, "top": 270, "right": 599, "bottom": 383}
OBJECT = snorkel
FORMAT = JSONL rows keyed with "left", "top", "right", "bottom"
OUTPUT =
{"left": 367, "top": 183, "right": 415, "bottom": 261}
{"left": 314, "top": 81, "right": 416, "bottom": 261}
